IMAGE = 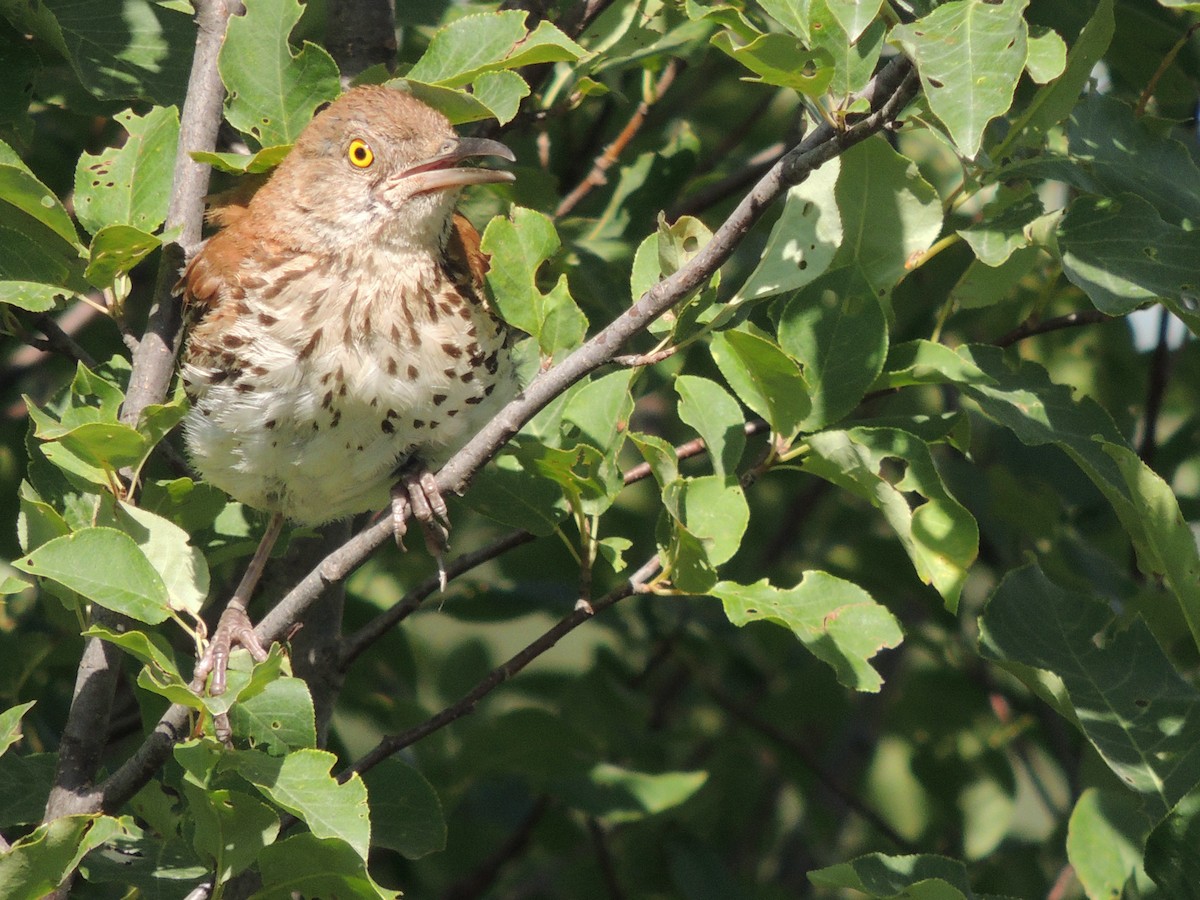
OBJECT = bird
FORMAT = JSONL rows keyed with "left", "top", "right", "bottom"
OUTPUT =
{"left": 181, "top": 85, "right": 517, "bottom": 700}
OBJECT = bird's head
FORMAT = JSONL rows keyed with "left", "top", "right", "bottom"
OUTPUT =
{"left": 263, "top": 86, "right": 514, "bottom": 252}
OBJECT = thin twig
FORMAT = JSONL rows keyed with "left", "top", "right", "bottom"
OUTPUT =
{"left": 1135, "top": 22, "right": 1200, "bottom": 117}
{"left": 667, "top": 144, "right": 786, "bottom": 220}
{"left": 343, "top": 554, "right": 663, "bottom": 779}
{"left": 587, "top": 817, "right": 627, "bottom": 900}
{"left": 338, "top": 528, "right": 537, "bottom": 669}
{"left": 32, "top": 313, "right": 97, "bottom": 368}
{"left": 1138, "top": 307, "right": 1172, "bottom": 465}
{"left": 701, "top": 679, "right": 917, "bottom": 852}
{"left": 93, "top": 57, "right": 920, "bottom": 814}
{"left": 994, "top": 309, "right": 1112, "bottom": 348}
{"left": 441, "top": 796, "right": 551, "bottom": 900}
{"left": 554, "top": 60, "right": 680, "bottom": 219}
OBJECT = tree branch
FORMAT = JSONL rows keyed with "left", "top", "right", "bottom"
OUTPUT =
{"left": 43, "top": 0, "right": 236, "bottom": 825}
{"left": 93, "top": 56, "right": 919, "bottom": 814}
{"left": 343, "top": 553, "right": 663, "bottom": 779}
{"left": 122, "top": 0, "right": 236, "bottom": 427}
{"left": 995, "top": 308, "right": 1112, "bottom": 347}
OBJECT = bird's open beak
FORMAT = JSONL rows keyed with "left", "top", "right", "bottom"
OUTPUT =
{"left": 399, "top": 137, "right": 516, "bottom": 194}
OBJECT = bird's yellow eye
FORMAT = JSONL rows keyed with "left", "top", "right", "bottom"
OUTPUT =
{"left": 347, "top": 138, "right": 374, "bottom": 168}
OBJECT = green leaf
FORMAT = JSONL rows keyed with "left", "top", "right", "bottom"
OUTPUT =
{"left": 0, "top": 281, "right": 70, "bottom": 312}
{"left": 1, "top": 0, "right": 194, "bottom": 104}
{"left": 73, "top": 105, "right": 178, "bottom": 237}
{"left": 833, "top": 138, "right": 943, "bottom": 295}
{"left": 1145, "top": 797, "right": 1200, "bottom": 897}
{"left": 675, "top": 375, "right": 745, "bottom": 478}
{"left": 228, "top": 676, "right": 317, "bottom": 754}
{"left": 777, "top": 267, "right": 888, "bottom": 430}
{"left": 191, "top": 145, "right": 293, "bottom": 174}
{"left": 803, "top": 428, "right": 978, "bottom": 610}
{"left": 1024, "top": 24, "right": 1066, "bottom": 84}
{"left": 809, "top": 0, "right": 886, "bottom": 97}
{"left": 0, "top": 701, "right": 34, "bottom": 758}
{"left": 404, "top": 10, "right": 581, "bottom": 88}
{"left": 809, "top": 852, "right": 973, "bottom": 897}
{"left": 500, "top": 18, "right": 586, "bottom": 69}
{"left": 0, "top": 814, "right": 124, "bottom": 900}
{"left": 958, "top": 346, "right": 1200, "bottom": 645}
{"left": 892, "top": 0, "right": 1029, "bottom": 158}
{"left": 397, "top": 79, "right": 496, "bottom": 126}
{"left": 84, "top": 225, "right": 161, "bottom": 289}
{"left": 980, "top": 565, "right": 1200, "bottom": 820}
{"left": 185, "top": 784, "right": 280, "bottom": 886}
{"left": 469, "top": 69, "right": 529, "bottom": 125}
{"left": 950, "top": 246, "right": 1041, "bottom": 310}
{"left": 362, "top": 759, "right": 447, "bottom": 859}
{"left": 481, "top": 207, "right": 587, "bottom": 358}
{"left": 0, "top": 752, "right": 56, "bottom": 827}
{"left": 0, "top": 154, "right": 80, "bottom": 247}
{"left": 825, "top": 0, "right": 884, "bottom": 43}
{"left": 662, "top": 475, "right": 749, "bottom": 567}
{"left": 52, "top": 421, "right": 148, "bottom": 473}
{"left": 83, "top": 625, "right": 181, "bottom": 681}
{"left": 230, "top": 748, "right": 370, "bottom": 860}
{"left": 556, "top": 763, "right": 708, "bottom": 825}
{"left": 958, "top": 187, "right": 1043, "bottom": 267}
{"left": 711, "top": 31, "right": 833, "bottom": 96}
{"left": 1066, "top": 789, "right": 1148, "bottom": 900}
{"left": 1066, "top": 94, "right": 1200, "bottom": 230}
{"left": 998, "top": 0, "right": 1114, "bottom": 154}
{"left": 561, "top": 370, "right": 635, "bottom": 465}
{"left": 254, "top": 833, "right": 399, "bottom": 899}
{"left": 13, "top": 527, "right": 172, "bottom": 624}
{"left": 872, "top": 340, "right": 995, "bottom": 391}
{"left": 407, "top": 10, "right": 525, "bottom": 86}
{"left": 99, "top": 503, "right": 210, "bottom": 617}
{"left": 756, "top": 0, "right": 808, "bottom": 39}
{"left": 710, "top": 329, "right": 810, "bottom": 439}
{"left": 0, "top": 154, "right": 86, "bottom": 290}
{"left": 467, "top": 451, "right": 567, "bottom": 535}
{"left": 712, "top": 573, "right": 903, "bottom": 691}
{"left": 733, "top": 156, "right": 842, "bottom": 303}
{"left": 219, "top": 0, "right": 341, "bottom": 148}
{"left": 1058, "top": 193, "right": 1200, "bottom": 335}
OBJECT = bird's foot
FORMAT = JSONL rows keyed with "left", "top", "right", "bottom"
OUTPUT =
{"left": 190, "top": 602, "right": 269, "bottom": 697}
{"left": 391, "top": 464, "right": 451, "bottom": 591}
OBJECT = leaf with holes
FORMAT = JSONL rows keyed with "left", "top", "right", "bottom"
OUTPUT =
{"left": 892, "top": 0, "right": 1029, "bottom": 158}
{"left": 712, "top": 573, "right": 902, "bottom": 691}
{"left": 219, "top": 0, "right": 341, "bottom": 148}
{"left": 803, "top": 427, "right": 978, "bottom": 610}
{"left": 74, "top": 105, "right": 178, "bottom": 237}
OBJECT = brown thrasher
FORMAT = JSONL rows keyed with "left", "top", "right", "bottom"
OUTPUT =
{"left": 182, "top": 86, "right": 517, "bottom": 697}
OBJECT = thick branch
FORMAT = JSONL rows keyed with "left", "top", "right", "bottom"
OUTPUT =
{"left": 43, "top": 0, "right": 235, "bottom": 825}
{"left": 122, "top": 0, "right": 235, "bottom": 426}
{"left": 95, "top": 56, "right": 918, "bottom": 813}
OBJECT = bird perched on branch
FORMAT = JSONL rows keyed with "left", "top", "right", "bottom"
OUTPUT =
{"left": 181, "top": 86, "right": 517, "bottom": 699}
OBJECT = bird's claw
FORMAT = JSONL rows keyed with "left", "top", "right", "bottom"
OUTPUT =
{"left": 391, "top": 465, "right": 451, "bottom": 592}
{"left": 189, "top": 603, "right": 269, "bottom": 697}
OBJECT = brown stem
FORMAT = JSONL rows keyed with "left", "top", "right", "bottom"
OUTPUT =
{"left": 554, "top": 60, "right": 681, "bottom": 218}
{"left": 995, "top": 309, "right": 1112, "bottom": 347}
